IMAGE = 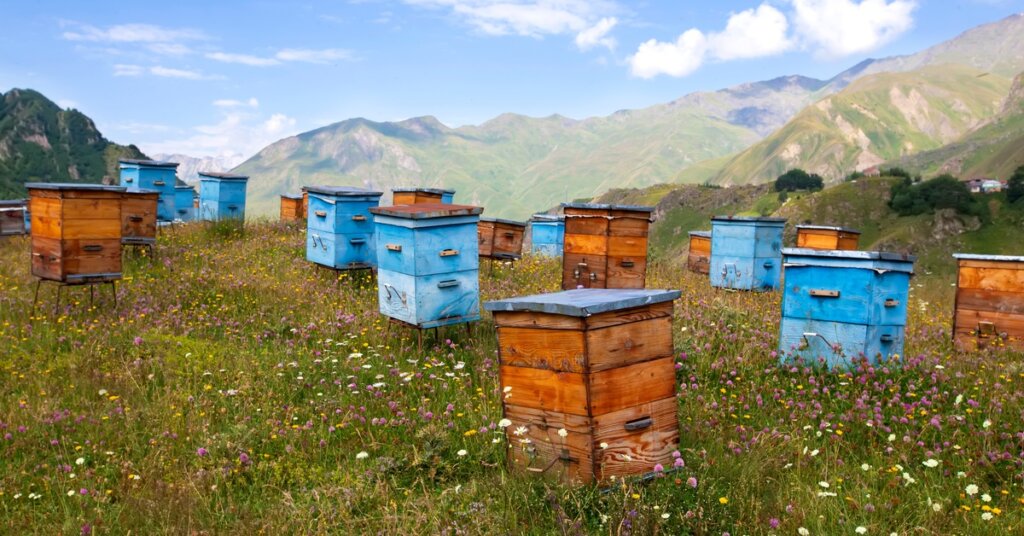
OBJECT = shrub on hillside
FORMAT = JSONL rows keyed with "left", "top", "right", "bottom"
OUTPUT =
{"left": 1008, "top": 166, "right": 1024, "bottom": 204}
{"left": 774, "top": 169, "right": 824, "bottom": 192}
{"left": 889, "top": 174, "right": 987, "bottom": 219}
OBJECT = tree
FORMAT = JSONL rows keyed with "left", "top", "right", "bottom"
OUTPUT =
{"left": 1008, "top": 165, "right": 1024, "bottom": 204}
{"left": 889, "top": 174, "right": 985, "bottom": 218}
{"left": 775, "top": 169, "right": 824, "bottom": 192}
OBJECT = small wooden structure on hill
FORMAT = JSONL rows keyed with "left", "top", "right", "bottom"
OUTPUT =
{"left": 953, "top": 254, "right": 1024, "bottom": 350}
{"left": 561, "top": 203, "right": 652, "bottom": 290}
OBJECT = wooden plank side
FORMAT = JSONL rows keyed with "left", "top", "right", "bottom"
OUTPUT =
{"left": 63, "top": 218, "right": 121, "bottom": 240}
{"left": 958, "top": 259, "right": 1024, "bottom": 271}
{"left": 564, "top": 233, "right": 607, "bottom": 255}
{"left": 500, "top": 365, "right": 589, "bottom": 416}
{"left": 31, "top": 236, "right": 63, "bottom": 281}
{"left": 584, "top": 301, "right": 673, "bottom": 330}
{"left": 589, "top": 357, "right": 676, "bottom": 416}
{"left": 498, "top": 327, "right": 586, "bottom": 372}
{"left": 607, "top": 213, "right": 650, "bottom": 237}
{"left": 63, "top": 239, "right": 122, "bottom": 275}
{"left": 477, "top": 221, "right": 495, "bottom": 257}
{"left": 593, "top": 397, "right": 679, "bottom": 481}
{"left": 607, "top": 236, "right": 647, "bottom": 257}
{"left": 605, "top": 256, "right": 646, "bottom": 289}
{"left": 837, "top": 235, "right": 860, "bottom": 250}
{"left": 493, "top": 223, "right": 524, "bottom": 256}
{"left": 62, "top": 199, "right": 122, "bottom": 220}
{"left": 121, "top": 198, "right": 157, "bottom": 239}
{"left": 954, "top": 309, "right": 1024, "bottom": 339}
{"left": 503, "top": 404, "right": 594, "bottom": 484}
{"left": 689, "top": 237, "right": 711, "bottom": 255}
{"left": 492, "top": 311, "right": 585, "bottom": 330}
{"left": 958, "top": 267, "right": 1024, "bottom": 292}
{"left": 956, "top": 287, "right": 1024, "bottom": 315}
{"left": 586, "top": 317, "right": 673, "bottom": 371}
{"left": 563, "top": 214, "right": 609, "bottom": 236}
{"left": 688, "top": 253, "right": 710, "bottom": 274}
{"left": 797, "top": 231, "right": 839, "bottom": 250}
{"left": 562, "top": 253, "right": 607, "bottom": 290}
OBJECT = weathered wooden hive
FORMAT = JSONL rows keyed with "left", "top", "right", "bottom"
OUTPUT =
{"left": 529, "top": 214, "right": 564, "bottom": 257}
{"left": 561, "top": 203, "right": 653, "bottom": 290}
{"left": 174, "top": 185, "right": 196, "bottom": 221}
{"left": 306, "top": 186, "right": 383, "bottom": 270}
{"left": 370, "top": 203, "right": 483, "bottom": 328}
{"left": 118, "top": 159, "right": 178, "bottom": 221}
{"left": 280, "top": 193, "right": 305, "bottom": 222}
{"left": 478, "top": 217, "right": 527, "bottom": 260}
{"left": 779, "top": 248, "right": 915, "bottom": 368}
{"left": 687, "top": 231, "right": 711, "bottom": 274}
{"left": 27, "top": 183, "right": 126, "bottom": 283}
{"left": 796, "top": 225, "right": 860, "bottom": 250}
{"left": 484, "top": 288, "right": 681, "bottom": 484}
{"left": 0, "top": 199, "right": 28, "bottom": 236}
{"left": 953, "top": 254, "right": 1024, "bottom": 350}
{"left": 392, "top": 187, "right": 455, "bottom": 205}
{"left": 198, "top": 172, "right": 249, "bottom": 221}
{"left": 710, "top": 216, "right": 786, "bottom": 291}
{"left": 120, "top": 189, "right": 159, "bottom": 246}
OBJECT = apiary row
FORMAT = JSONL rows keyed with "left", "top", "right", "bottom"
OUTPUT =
{"left": 119, "top": 159, "right": 247, "bottom": 223}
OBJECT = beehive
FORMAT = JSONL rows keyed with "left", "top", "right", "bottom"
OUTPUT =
{"left": 478, "top": 217, "right": 527, "bottom": 260}
{"left": 710, "top": 216, "right": 786, "bottom": 291}
{"left": 370, "top": 203, "right": 482, "bottom": 328}
{"left": 118, "top": 159, "right": 178, "bottom": 221}
{"left": 306, "top": 186, "right": 383, "bottom": 270}
{"left": 280, "top": 193, "right": 304, "bottom": 222}
{"left": 120, "top": 189, "right": 159, "bottom": 246}
{"left": 392, "top": 187, "right": 455, "bottom": 205}
{"left": 561, "top": 203, "right": 653, "bottom": 290}
{"left": 530, "top": 214, "right": 564, "bottom": 257}
{"left": 779, "top": 248, "right": 915, "bottom": 368}
{"left": 27, "top": 183, "right": 126, "bottom": 283}
{"left": 302, "top": 187, "right": 309, "bottom": 217}
{"left": 687, "top": 231, "right": 711, "bottom": 274}
{"left": 174, "top": 186, "right": 196, "bottom": 221}
{"left": 198, "top": 172, "right": 248, "bottom": 221}
{"left": 953, "top": 254, "right": 1024, "bottom": 350}
{"left": 0, "top": 199, "right": 27, "bottom": 236}
{"left": 796, "top": 225, "right": 860, "bottom": 250}
{"left": 484, "top": 288, "right": 681, "bottom": 483}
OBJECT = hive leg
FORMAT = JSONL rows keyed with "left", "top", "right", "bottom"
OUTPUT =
{"left": 32, "top": 279, "right": 41, "bottom": 317}
{"left": 54, "top": 284, "right": 62, "bottom": 316}
{"left": 110, "top": 281, "right": 117, "bottom": 309}
{"left": 89, "top": 284, "right": 95, "bottom": 307}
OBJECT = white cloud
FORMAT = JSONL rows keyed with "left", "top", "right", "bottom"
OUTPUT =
{"left": 113, "top": 64, "right": 145, "bottom": 77}
{"left": 146, "top": 43, "right": 192, "bottom": 56}
{"left": 61, "top": 22, "right": 207, "bottom": 44}
{"left": 708, "top": 4, "right": 791, "bottom": 60}
{"left": 630, "top": 29, "right": 707, "bottom": 79}
{"left": 403, "top": 0, "right": 618, "bottom": 38}
{"left": 141, "top": 110, "right": 300, "bottom": 160}
{"left": 275, "top": 48, "right": 355, "bottom": 63}
{"left": 113, "top": 63, "right": 216, "bottom": 80}
{"left": 792, "top": 0, "right": 917, "bottom": 58}
{"left": 213, "top": 98, "right": 260, "bottom": 108}
{"left": 575, "top": 17, "right": 617, "bottom": 51}
{"left": 205, "top": 52, "right": 281, "bottom": 66}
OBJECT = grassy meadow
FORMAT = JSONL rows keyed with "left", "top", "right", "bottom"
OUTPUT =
{"left": 1, "top": 221, "right": 1023, "bottom": 534}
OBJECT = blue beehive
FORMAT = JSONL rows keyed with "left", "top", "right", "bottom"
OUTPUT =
{"left": 174, "top": 185, "right": 196, "bottom": 222}
{"left": 530, "top": 214, "right": 564, "bottom": 257}
{"left": 305, "top": 186, "right": 383, "bottom": 270}
{"left": 119, "top": 159, "right": 178, "bottom": 221}
{"left": 198, "top": 172, "right": 248, "bottom": 221}
{"left": 369, "top": 203, "right": 483, "bottom": 328}
{"left": 779, "top": 248, "right": 916, "bottom": 368}
{"left": 710, "top": 216, "right": 786, "bottom": 291}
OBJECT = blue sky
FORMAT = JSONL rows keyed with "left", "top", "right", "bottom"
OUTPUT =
{"left": 1, "top": 0, "right": 1021, "bottom": 161}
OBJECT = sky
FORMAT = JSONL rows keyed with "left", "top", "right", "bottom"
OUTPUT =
{"left": 1, "top": 0, "right": 1022, "bottom": 162}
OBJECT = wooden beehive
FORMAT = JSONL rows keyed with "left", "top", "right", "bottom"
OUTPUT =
{"left": 562, "top": 203, "right": 653, "bottom": 290}
{"left": 0, "top": 199, "right": 28, "bottom": 236}
{"left": 530, "top": 214, "right": 564, "bottom": 257}
{"left": 392, "top": 187, "right": 455, "bottom": 205}
{"left": 779, "top": 248, "right": 915, "bottom": 368}
{"left": 198, "top": 172, "right": 249, "bottom": 221}
{"left": 687, "top": 231, "right": 711, "bottom": 274}
{"left": 120, "top": 189, "right": 159, "bottom": 246}
{"left": 478, "top": 217, "right": 527, "bottom": 260}
{"left": 484, "top": 288, "right": 681, "bottom": 484}
{"left": 174, "top": 186, "right": 196, "bottom": 221}
{"left": 27, "top": 183, "right": 126, "bottom": 283}
{"left": 280, "top": 193, "right": 304, "bottom": 222}
{"left": 796, "top": 225, "right": 860, "bottom": 250}
{"left": 953, "top": 254, "right": 1024, "bottom": 350}
{"left": 306, "top": 186, "right": 383, "bottom": 270}
{"left": 118, "top": 159, "right": 178, "bottom": 221}
{"left": 710, "top": 216, "right": 786, "bottom": 291}
{"left": 370, "top": 203, "right": 483, "bottom": 328}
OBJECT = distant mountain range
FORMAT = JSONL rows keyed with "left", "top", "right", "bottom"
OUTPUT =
{"left": 152, "top": 153, "right": 244, "bottom": 184}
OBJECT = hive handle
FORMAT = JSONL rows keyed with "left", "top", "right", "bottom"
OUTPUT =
{"left": 809, "top": 289, "right": 840, "bottom": 298}
{"left": 129, "top": 216, "right": 143, "bottom": 222}
{"left": 503, "top": 232, "right": 515, "bottom": 238}
{"left": 314, "top": 210, "right": 327, "bottom": 217}
{"left": 83, "top": 244, "right": 103, "bottom": 252}
{"left": 349, "top": 238, "right": 366, "bottom": 245}
{"left": 624, "top": 416, "right": 652, "bottom": 432}
{"left": 439, "top": 249, "right": 459, "bottom": 257}
{"left": 620, "top": 260, "right": 635, "bottom": 268}
{"left": 351, "top": 214, "right": 366, "bottom": 221}
{"left": 880, "top": 334, "right": 894, "bottom": 343}
{"left": 884, "top": 298, "right": 900, "bottom": 307}
{"left": 437, "top": 280, "right": 460, "bottom": 289}
{"left": 125, "top": 178, "right": 134, "bottom": 183}
{"left": 385, "top": 243, "right": 402, "bottom": 252}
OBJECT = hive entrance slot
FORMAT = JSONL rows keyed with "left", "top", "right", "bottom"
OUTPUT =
{"left": 624, "top": 416, "right": 652, "bottom": 431}
{"left": 977, "top": 321, "right": 996, "bottom": 338}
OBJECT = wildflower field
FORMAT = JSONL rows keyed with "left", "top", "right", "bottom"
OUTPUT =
{"left": 1, "top": 221, "right": 1023, "bottom": 535}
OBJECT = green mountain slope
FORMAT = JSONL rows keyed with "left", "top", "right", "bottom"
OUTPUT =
{"left": 713, "top": 65, "right": 1011, "bottom": 186}
{"left": 0, "top": 88, "right": 148, "bottom": 197}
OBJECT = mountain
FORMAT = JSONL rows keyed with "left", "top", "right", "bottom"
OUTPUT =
{"left": 712, "top": 65, "right": 1012, "bottom": 185}
{"left": 152, "top": 153, "right": 245, "bottom": 184}
{"left": 0, "top": 88, "right": 147, "bottom": 198}
{"left": 889, "top": 71, "right": 1024, "bottom": 180}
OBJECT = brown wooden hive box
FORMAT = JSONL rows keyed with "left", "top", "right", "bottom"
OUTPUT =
{"left": 796, "top": 225, "right": 860, "bottom": 251}
{"left": 953, "top": 254, "right": 1024, "bottom": 350}
{"left": 27, "top": 183, "right": 126, "bottom": 283}
{"left": 1, "top": 199, "right": 28, "bottom": 236}
{"left": 484, "top": 289, "right": 681, "bottom": 484}
{"left": 280, "top": 193, "right": 304, "bottom": 222}
{"left": 121, "top": 190, "right": 158, "bottom": 246}
{"left": 478, "top": 217, "right": 527, "bottom": 260}
{"left": 687, "top": 231, "right": 711, "bottom": 274}
{"left": 561, "top": 203, "right": 653, "bottom": 290}
{"left": 392, "top": 187, "right": 454, "bottom": 206}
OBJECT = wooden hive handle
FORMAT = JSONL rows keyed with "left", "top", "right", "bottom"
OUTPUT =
{"left": 439, "top": 249, "right": 459, "bottom": 257}
{"left": 437, "top": 279, "right": 460, "bottom": 289}
{"left": 314, "top": 210, "right": 327, "bottom": 217}
{"left": 385, "top": 243, "right": 402, "bottom": 252}
{"left": 83, "top": 244, "right": 103, "bottom": 252}
{"left": 624, "top": 416, "right": 652, "bottom": 431}
{"left": 809, "top": 289, "right": 840, "bottom": 298}
{"left": 153, "top": 180, "right": 166, "bottom": 186}
{"left": 349, "top": 238, "right": 366, "bottom": 245}
{"left": 351, "top": 214, "right": 366, "bottom": 221}
{"left": 884, "top": 298, "right": 900, "bottom": 307}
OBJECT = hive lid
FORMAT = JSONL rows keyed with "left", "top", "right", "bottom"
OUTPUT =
{"left": 118, "top": 158, "right": 179, "bottom": 168}
{"left": 198, "top": 172, "right": 249, "bottom": 181}
{"left": 392, "top": 187, "right": 455, "bottom": 194}
{"left": 688, "top": 230, "right": 711, "bottom": 238}
{"left": 280, "top": 193, "right": 303, "bottom": 200}
{"left": 796, "top": 224, "right": 861, "bottom": 234}
{"left": 123, "top": 188, "right": 161, "bottom": 195}
{"left": 953, "top": 253, "right": 1024, "bottom": 262}
{"left": 712, "top": 215, "right": 786, "bottom": 223}
{"left": 531, "top": 213, "right": 564, "bottom": 222}
{"left": 480, "top": 217, "right": 527, "bottom": 227}
{"left": 175, "top": 184, "right": 195, "bottom": 191}
{"left": 0, "top": 199, "right": 27, "bottom": 207}
{"left": 783, "top": 248, "right": 916, "bottom": 263}
{"left": 305, "top": 185, "right": 383, "bottom": 197}
{"left": 369, "top": 203, "right": 483, "bottom": 219}
{"left": 484, "top": 288, "right": 680, "bottom": 317}
{"left": 561, "top": 202, "right": 655, "bottom": 213}
{"left": 25, "top": 182, "right": 127, "bottom": 192}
